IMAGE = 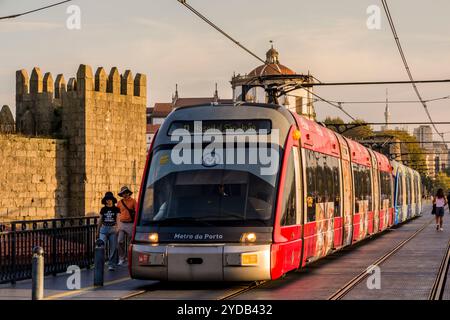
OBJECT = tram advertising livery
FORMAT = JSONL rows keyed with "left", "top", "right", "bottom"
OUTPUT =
{"left": 129, "top": 102, "right": 422, "bottom": 282}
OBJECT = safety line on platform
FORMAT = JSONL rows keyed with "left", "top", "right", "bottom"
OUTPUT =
{"left": 43, "top": 276, "right": 131, "bottom": 300}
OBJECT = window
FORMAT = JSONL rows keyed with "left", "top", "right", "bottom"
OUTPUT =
{"left": 280, "top": 151, "right": 296, "bottom": 226}
{"left": 295, "top": 96, "right": 303, "bottom": 114}
{"left": 380, "top": 171, "right": 393, "bottom": 208}
{"left": 397, "top": 174, "right": 403, "bottom": 205}
{"left": 305, "top": 149, "right": 341, "bottom": 222}
{"left": 406, "top": 174, "right": 412, "bottom": 205}
{"left": 139, "top": 146, "right": 278, "bottom": 226}
{"left": 353, "top": 163, "right": 372, "bottom": 213}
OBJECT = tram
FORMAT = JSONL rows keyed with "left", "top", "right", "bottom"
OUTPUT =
{"left": 129, "top": 102, "right": 422, "bottom": 281}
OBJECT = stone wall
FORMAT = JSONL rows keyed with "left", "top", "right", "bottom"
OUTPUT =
{"left": 0, "top": 64, "right": 147, "bottom": 221}
{"left": 0, "top": 134, "right": 68, "bottom": 222}
{"left": 61, "top": 65, "right": 147, "bottom": 216}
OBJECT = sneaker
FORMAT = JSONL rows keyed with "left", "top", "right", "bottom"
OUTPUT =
{"left": 118, "top": 259, "right": 125, "bottom": 266}
{"left": 108, "top": 266, "right": 115, "bottom": 271}
{"left": 440, "top": 228, "right": 444, "bottom": 231}
{"left": 437, "top": 225, "right": 440, "bottom": 230}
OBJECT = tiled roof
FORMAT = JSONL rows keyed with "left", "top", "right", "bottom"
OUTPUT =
{"left": 248, "top": 63, "right": 295, "bottom": 77}
{"left": 146, "top": 124, "right": 160, "bottom": 134}
{"left": 174, "top": 98, "right": 233, "bottom": 108}
{"left": 152, "top": 103, "right": 173, "bottom": 117}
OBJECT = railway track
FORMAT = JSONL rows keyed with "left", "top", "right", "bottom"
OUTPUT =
{"left": 429, "top": 237, "right": 450, "bottom": 300}
{"left": 218, "top": 280, "right": 267, "bottom": 300}
{"left": 328, "top": 217, "right": 434, "bottom": 300}
{"left": 119, "top": 216, "right": 436, "bottom": 301}
{"left": 117, "top": 280, "right": 267, "bottom": 301}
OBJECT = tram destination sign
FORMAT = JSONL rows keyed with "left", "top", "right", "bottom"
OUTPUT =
{"left": 167, "top": 120, "right": 272, "bottom": 135}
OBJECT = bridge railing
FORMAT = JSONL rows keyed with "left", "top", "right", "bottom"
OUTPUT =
{"left": 0, "top": 216, "right": 122, "bottom": 284}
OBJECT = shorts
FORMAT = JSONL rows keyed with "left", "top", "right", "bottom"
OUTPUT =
{"left": 117, "top": 221, "right": 134, "bottom": 243}
{"left": 435, "top": 207, "right": 445, "bottom": 217}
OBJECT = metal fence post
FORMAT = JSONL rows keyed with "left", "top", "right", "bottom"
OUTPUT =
{"left": 94, "top": 239, "right": 105, "bottom": 286}
{"left": 52, "top": 220, "right": 57, "bottom": 276}
{"left": 31, "top": 246, "right": 44, "bottom": 300}
{"left": 11, "top": 223, "right": 16, "bottom": 285}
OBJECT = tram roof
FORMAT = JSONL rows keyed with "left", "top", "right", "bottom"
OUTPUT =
{"left": 153, "top": 103, "right": 296, "bottom": 147}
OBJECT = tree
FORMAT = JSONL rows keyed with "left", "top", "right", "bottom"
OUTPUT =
{"left": 433, "top": 172, "right": 450, "bottom": 194}
{"left": 379, "top": 129, "right": 427, "bottom": 176}
{"left": 323, "top": 117, "right": 373, "bottom": 140}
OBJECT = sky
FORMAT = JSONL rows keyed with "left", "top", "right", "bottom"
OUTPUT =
{"left": 1, "top": 0, "right": 450, "bottom": 137}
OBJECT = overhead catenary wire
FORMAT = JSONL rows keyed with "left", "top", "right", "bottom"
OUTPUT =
{"left": 381, "top": 0, "right": 445, "bottom": 143}
{"left": 176, "top": 0, "right": 357, "bottom": 121}
{"left": 0, "top": 0, "right": 72, "bottom": 20}
{"left": 323, "top": 95, "right": 450, "bottom": 105}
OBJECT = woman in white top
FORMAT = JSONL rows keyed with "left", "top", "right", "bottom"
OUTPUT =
{"left": 433, "top": 188, "right": 447, "bottom": 231}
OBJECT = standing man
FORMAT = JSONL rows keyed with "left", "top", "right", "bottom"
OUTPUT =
{"left": 117, "top": 186, "right": 137, "bottom": 265}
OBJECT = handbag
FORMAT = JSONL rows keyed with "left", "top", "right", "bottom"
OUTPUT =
{"left": 431, "top": 204, "right": 436, "bottom": 215}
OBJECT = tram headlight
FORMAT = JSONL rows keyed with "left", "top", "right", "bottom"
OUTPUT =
{"left": 148, "top": 233, "right": 159, "bottom": 243}
{"left": 241, "top": 252, "right": 259, "bottom": 266}
{"left": 240, "top": 232, "right": 257, "bottom": 243}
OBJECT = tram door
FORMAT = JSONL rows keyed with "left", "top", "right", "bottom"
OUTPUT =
{"left": 337, "top": 136, "right": 353, "bottom": 247}
{"left": 369, "top": 150, "right": 380, "bottom": 234}
{"left": 276, "top": 146, "right": 303, "bottom": 274}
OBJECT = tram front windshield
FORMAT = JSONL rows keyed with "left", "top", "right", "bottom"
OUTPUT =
{"left": 139, "top": 146, "right": 279, "bottom": 226}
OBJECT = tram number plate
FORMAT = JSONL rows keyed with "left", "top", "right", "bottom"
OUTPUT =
{"left": 138, "top": 254, "right": 150, "bottom": 265}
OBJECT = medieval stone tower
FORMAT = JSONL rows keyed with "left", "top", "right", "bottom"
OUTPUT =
{"left": 14, "top": 64, "right": 147, "bottom": 217}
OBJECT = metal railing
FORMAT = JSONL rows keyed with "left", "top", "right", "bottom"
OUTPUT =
{"left": 0, "top": 216, "right": 102, "bottom": 284}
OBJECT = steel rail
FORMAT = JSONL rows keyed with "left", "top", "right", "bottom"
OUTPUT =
{"left": 429, "top": 237, "right": 450, "bottom": 300}
{"left": 218, "top": 280, "right": 267, "bottom": 300}
{"left": 328, "top": 217, "right": 433, "bottom": 300}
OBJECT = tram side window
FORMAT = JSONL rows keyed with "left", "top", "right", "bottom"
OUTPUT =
{"left": 353, "top": 164, "right": 372, "bottom": 213}
{"left": 406, "top": 175, "right": 412, "bottom": 205}
{"left": 280, "top": 151, "right": 296, "bottom": 226}
{"left": 332, "top": 158, "right": 341, "bottom": 217}
{"left": 306, "top": 150, "right": 318, "bottom": 222}
{"left": 380, "top": 171, "right": 392, "bottom": 208}
{"left": 305, "top": 149, "right": 341, "bottom": 222}
{"left": 397, "top": 174, "right": 403, "bottom": 205}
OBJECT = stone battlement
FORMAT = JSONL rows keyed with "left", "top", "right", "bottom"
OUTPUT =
{"left": 16, "top": 64, "right": 146, "bottom": 101}
{"left": 2, "top": 63, "right": 148, "bottom": 220}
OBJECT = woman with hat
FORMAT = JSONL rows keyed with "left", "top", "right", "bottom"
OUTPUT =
{"left": 117, "top": 186, "right": 137, "bottom": 265}
{"left": 98, "top": 191, "right": 120, "bottom": 271}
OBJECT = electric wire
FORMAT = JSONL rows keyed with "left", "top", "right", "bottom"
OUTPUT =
{"left": 381, "top": 0, "right": 445, "bottom": 143}
{"left": 0, "top": 0, "right": 72, "bottom": 20}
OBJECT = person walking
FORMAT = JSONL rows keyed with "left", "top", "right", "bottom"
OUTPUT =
{"left": 98, "top": 192, "right": 120, "bottom": 271}
{"left": 117, "top": 186, "right": 137, "bottom": 265}
{"left": 433, "top": 188, "right": 447, "bottom": 231}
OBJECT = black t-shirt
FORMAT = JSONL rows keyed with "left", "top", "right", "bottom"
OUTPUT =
{"left": 100, "top": 206, "right": 120, "bottom": 226}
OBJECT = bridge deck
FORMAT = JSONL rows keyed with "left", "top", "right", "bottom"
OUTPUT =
{"left": 1, "top": 204, "right": 449, "bottom": 300}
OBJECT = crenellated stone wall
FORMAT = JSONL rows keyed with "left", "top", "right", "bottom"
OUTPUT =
{"left": 0, "top": 64, "right": 147, "bottom": 221}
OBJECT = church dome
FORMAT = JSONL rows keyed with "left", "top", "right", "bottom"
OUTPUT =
{"left": 248, "top": 46, "right": 295, "bottom": 77}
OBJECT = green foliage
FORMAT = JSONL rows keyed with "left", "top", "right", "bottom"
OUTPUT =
{"left": 380, "top": 129, "right": 427, "bottom": 175}
{"left": 323, "top": 117, "right": 373, "bottom": 140}
{"left": 432, "top": 172, "right": 450, "bottom": 194}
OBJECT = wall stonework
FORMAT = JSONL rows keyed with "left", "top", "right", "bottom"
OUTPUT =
{"left": 0, "top": 135, "right": 68, "bottom": 222}
{"left": 0, "top": 64, "right": 147, "bottom": 221}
